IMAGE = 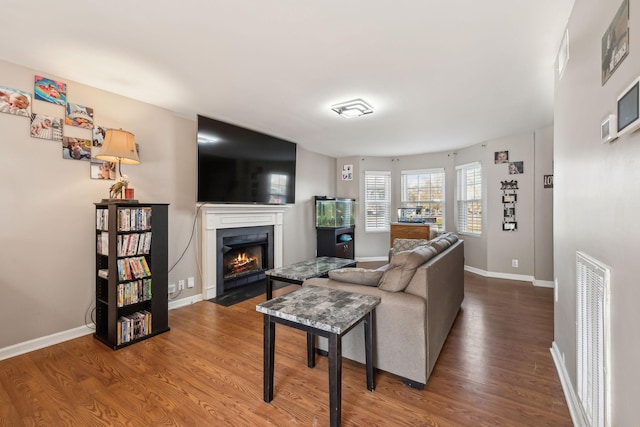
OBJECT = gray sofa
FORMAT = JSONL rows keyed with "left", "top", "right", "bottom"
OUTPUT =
{"left": 303, "top": 233, "right": 464, "bottom": 389}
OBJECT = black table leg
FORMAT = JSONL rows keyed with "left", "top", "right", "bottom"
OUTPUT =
{"left": 328, "top": 333, "right": 342, "bottom": 427}
{"left": 266, "top": 278, "right": 273, "bottom": 300}
{"left": 307, "top": 332, "right": 316, "bottom": 368}
{"left": 263, "top": 315, "right": 275, "bottom": 402}
{"left": 364, "top": 311, "right": 375, "bottom": 391}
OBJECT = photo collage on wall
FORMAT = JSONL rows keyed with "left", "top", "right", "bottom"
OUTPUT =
{"left": 494, "top": 150, "right": 524, "bottom": 175}
{"left": 1, "top": 74, "right": 120, "bottom": 180}
{"left": 495, "top": 150, "right": 524, "bottom": 231}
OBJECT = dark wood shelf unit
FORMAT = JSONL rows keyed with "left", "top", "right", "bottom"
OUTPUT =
{"left": 94, "top": 202, "right": 170, "bottom": 350}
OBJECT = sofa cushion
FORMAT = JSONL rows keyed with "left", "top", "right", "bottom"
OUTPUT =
{"left": 328, "top": 268, "right": 384, "bottom": 287}
{"left": 440, "top": 232, "right": 459, "bottom": 244}
{"left": 429, "top": 238, "right": 451, "bottom": 253}
{"left": 379, "top": 245, "right": 438, "bottom": 292}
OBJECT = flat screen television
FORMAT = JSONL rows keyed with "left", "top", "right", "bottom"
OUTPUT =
{"left": 197, "top": 114, "right": 297, "bottom": 204}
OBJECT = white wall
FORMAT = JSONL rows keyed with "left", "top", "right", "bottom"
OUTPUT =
{"left": 554, "top": 1, "right": 640, "bottom": 424}
{"left": 0, "top": 58, "right": 334, "bottom": 351}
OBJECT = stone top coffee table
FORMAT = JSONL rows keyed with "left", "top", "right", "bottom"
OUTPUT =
{"left": 256, "top": 285, "right": 381, "bottom": 427}
{"left": 264, "top": 256, "right": 357, "bottom": 299}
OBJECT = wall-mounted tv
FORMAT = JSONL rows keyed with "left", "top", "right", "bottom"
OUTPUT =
{"left": 197, "top": 114, "right": 297, "bottom": 204}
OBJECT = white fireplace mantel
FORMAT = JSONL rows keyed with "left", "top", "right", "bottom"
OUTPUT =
{"left": 200, "top": 204, "right": 289, "bottom": 299}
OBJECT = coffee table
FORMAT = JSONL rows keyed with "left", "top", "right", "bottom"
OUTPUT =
{"left": 264, "top": 256, "right": 357, "bottom": 299}
{"left": 256, "top": 285, "right": 381, "bottom": 427}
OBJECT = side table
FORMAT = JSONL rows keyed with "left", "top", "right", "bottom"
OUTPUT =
{"left": 256, "top": 285, "right": 380, "bottom": 427}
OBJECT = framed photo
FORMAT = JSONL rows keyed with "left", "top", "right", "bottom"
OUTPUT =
{"left": 502, "top": 194, "right": 517, "bottom": 203}
{"left": 90, "top": 160, "right": 115, "bottom": 180}
{"left": 0, "top": 85, "right": 31, "bottom": 117}
{"left": 602, "top": 0, "right": 629, "bottom": 85}
{"left": 508, "top": 161, "right": 524, "bottom": 174}
{"left": 65, "top": 102, "right": 94, "bottom": 128}
{"left": 34, "top": 75, "right": 67, "bottom": 106}
{"left": 504, "top": 207, "right": 515, "bottom": 218}
{"left": 494, "top": 150, "right": 509, "bottom": 164}
{"left": 30, "top": 113, "right": 63, "bottom": 142}
{"left": 502, "top": 221, "right": 517, "bottom": 232}
{"left": 62, "top": 137, "right": 92, "bottom": 161}
{"left": 342, "top": 164, "right": 353, "bottom": 181}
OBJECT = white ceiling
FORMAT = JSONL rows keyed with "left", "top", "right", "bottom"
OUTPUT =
{"left": 1, "top": 1, "right": 573, "bottom": 158}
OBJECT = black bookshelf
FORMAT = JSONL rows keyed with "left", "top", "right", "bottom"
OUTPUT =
{"left": 94, "top": 202, "right": 170, "bottom": 349}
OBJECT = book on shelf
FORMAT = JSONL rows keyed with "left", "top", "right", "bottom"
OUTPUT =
{"left": 97, "top": 232, "right": 109, "bottom": 256}
{"left": 96, "top": 209, "right": 109, "bottom": 231}
{"left": 117, "top": 311, "right": 152, "bottom": 345}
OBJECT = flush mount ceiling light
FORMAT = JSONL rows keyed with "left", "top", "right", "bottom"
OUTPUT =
{"left": 331, "top": 98, "right": 374, "bottom": 118}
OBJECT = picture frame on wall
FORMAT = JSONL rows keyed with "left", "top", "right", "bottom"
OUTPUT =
{"left": 494, "top": 150, "right": 509, "bottom": 164}
{"left": 30, "top": 113, "right": 63, "bottom": 141}
{"left": 602, "top": 0, "right": 629, "bottom": 85}
{"left": 502, "top": 194, "right": 517, "bottom": 203}
{"left": 0, "top": 85, "right": 31, "bottom": 117}
{"left": 502, "top": 221, "right": 517, "bottom": 232}
{"left": 65, "top": 102, "right": 94, "bottom": 129}
{"left": 34, "top": 75, "right": 67, "bottom": 106}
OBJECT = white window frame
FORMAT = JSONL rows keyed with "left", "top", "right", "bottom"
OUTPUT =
{"left": 400, "top": 168, "right": 445, "bottom": 230}
{"left": 364, "top": 171, "right": 391, "bottom": 232}
{"left": 456, "top": 162, "right": 482, "bottom": 235}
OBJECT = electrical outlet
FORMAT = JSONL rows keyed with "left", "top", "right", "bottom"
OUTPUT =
{"left": 178, "top": 279, "right": 185, "bottom": 290}
{"left": 512, "top": 259, "right": 518, "bottom": 268}
{"left": 169, "top": 284, "right": 176, "bottom": 293}
{"left": 187, "top": 277, "right": 195, "bottom": 288}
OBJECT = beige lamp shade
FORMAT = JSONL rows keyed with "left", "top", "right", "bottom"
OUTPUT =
{"left": 95, "top": 129, "right": 140, "bottom": 164}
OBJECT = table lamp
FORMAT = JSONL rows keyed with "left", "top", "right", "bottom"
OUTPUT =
{"left": 96, "top": 129, "right": 140, "bottom": 202}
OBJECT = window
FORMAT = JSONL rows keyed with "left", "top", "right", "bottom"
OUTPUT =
{"left": 364, "top": 171, "right": 391, "bottom": 231}
{"left": 401, "top": 168, "right": 445, "bottom": 230}
{"left": 456, "top": 162, "right": 482, "bottom": 234}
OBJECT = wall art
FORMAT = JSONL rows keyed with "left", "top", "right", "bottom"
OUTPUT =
{"left": 602, "top": 0, "right": 629, "bottom": 85}
{"left": 0, "top": 85, "right": 31, "bottom": 117}
{"left": 508, "top": 161, "right": 524, "bottom": 175}
{"left": 90, "top": 160, "right": 115, "bottom": 180}
{"left": 34, "top": 75, "right": 67, "bottom": 106}
{"left": 65, "top": 102, "right": 94, "bottom": 128}
{"left": 30, "top": 113, "right": 63, "bottom": 141}
{"left": 62, "top": 137, "right": 92, "bottom": 161}
{"left": 494, "top": 150, "right": 509, "bottom": 164}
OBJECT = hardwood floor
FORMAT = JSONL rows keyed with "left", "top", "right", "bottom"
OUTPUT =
{"left": 0, "top": 272, "right": 571, "bottom": 426}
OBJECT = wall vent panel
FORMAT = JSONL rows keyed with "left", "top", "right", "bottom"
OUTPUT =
{"left": 576, "top": 251, "right": 610, "bottom": 427}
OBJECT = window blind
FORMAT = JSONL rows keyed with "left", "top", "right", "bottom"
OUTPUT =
{"left": 364, "top": 171, "right": 391, "bottom": 232}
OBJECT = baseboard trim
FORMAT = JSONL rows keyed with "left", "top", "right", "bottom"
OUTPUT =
{"left": 0, "top": 324, "right": 94, "bottom": 361}
{"left": 550, "top": 341, "right": 587, "bottom": 427}
{"left": 169, "top": 294, "right": 204, "bottom": 310}
{"left": 534, "top": 279, "right": 555, "bottom": 288}
{"left": 0, "top": 295, "right": 205, "bottom": 361}
{"left": 465, "top": 265, "right": 553, "bottom": 287}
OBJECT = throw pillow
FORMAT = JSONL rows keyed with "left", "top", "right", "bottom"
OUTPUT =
{"left": 379, "top": 245, "right": 438, "bottom": 292}
{"left": 391, "top": 238, "right": 430, "bottom": 256}
{"left": 328, "top": 268, "right": 384, "bottom": 287}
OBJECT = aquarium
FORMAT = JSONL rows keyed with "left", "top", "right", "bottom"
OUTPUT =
{"left": 315, "top": 197, "right": 355, "bottom": 228}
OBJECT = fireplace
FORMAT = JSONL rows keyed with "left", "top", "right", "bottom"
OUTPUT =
{"left": 216, "top": 226, "right": 274, "bottom": 294}
{"left": 201, "top": 204, "right": 287, "bottom": 299}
